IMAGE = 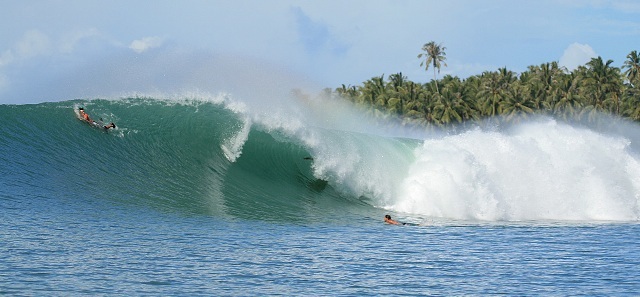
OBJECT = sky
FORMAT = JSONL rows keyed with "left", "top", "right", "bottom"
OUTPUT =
{"left": 1, "top": 0, "right": 639, "bottom": 104}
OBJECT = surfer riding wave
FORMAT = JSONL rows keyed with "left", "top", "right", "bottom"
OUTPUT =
{"left": 78, "top": 107, "right": 116, "bottom": 130}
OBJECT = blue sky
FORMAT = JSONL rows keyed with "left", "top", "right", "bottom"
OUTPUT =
{"left": 1, "top": 0, "right": 639, "bottom": 104}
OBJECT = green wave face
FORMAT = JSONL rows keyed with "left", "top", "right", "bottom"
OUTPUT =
{"left": 0, "top": 98, "right": 378, "bottom": 224}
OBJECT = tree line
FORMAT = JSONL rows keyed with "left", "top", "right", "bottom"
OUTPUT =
{"left": 330, "top": 42, "right": 640, "bottom": 130}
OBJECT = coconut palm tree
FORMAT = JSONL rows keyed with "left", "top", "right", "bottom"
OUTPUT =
{"left": 432, "top": 76, "right": 467, "bottom": 126}
{"left": 403, "top": 82, "right": 430, "bottom": 124}
{"left": 622, "top": 50, "right": 640, "bottom": 87}
{"left": 359, "top": 75, "right": 387, "bottom": 111}
{"left": 332, "top": 47, "right": 640, "bottom": 129}
{"left": 418, "top": 41, "right": 447, "bottom": 93}
{"left": 432, "top": 90, "right": 462, "bottom": 126}
{"left": 477, "top": 69, "right": 513, "bottom": 117}
{"left": 388, "top": 72, "right": 406, "bottom": 91}
{"left": 336, "top": 84, "right": 359, "bottom": 100}
{"left": 553, "top": 73, "right": 583, "bottom": 121}
{"left": 501, "top": 83, "right": 536, "bottom": 123}
{"left": 583, "top": 57, "right": 623, "bottom": 115}
{"left": 621, "top": 86, "right": 640, "bottom": 120}
{"left": 528, "top": 62, "right": 565, "bottom": 110}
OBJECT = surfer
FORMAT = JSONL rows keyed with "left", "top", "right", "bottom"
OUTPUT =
{"left": 384, "top": 214, "right": 420, "bottom": 226}
{"left": 384, "top": 214, "right": 402, "bottom": 225}
{"left": 78, "top": 107, "right": 92, "bottom": 122}
{"left": 78, "top": 107, "right": 116, "bottom": 130}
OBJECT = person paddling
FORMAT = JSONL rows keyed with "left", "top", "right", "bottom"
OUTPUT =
{"left": 78, "top": 107, "right": 116, "bottom": 130}
{"left": 384, "top": 214, "right": 421, "bottom": 226}
{"left": 79, "top": 107, "right": 92, "bottom": 122}
{"left": 384, "top": 214, "right": 402, "bottom": 225}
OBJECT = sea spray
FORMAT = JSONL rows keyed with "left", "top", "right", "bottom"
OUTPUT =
{"left": 393, "top": 119, "right": 640, "bottom": 221}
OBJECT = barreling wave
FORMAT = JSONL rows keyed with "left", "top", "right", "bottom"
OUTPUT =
{"left": 2, "top": 95, "right": 640, "bottom": 223}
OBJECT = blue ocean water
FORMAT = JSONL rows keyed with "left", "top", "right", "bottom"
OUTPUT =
{"left": 3, "top": 195, "right": 639, "bottom": 296}
{"left": 2, "top": 98, "right": 640, "bottom": 295}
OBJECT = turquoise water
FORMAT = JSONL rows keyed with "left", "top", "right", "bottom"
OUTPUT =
{"left": 2, "top": 98, "right": 640, "bottom": 295}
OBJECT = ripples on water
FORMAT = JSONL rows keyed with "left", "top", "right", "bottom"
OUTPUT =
{"left": 2, "top": 197, "right": 639, "bottom": 296}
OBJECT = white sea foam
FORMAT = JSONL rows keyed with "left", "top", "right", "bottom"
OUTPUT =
{"left": 391, "top": 119, "right": 640, "bottom": 221}
{"left": 221, "top": 116, "right": 251, "bottom": 163}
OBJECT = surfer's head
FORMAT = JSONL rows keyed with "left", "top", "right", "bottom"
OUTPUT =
{"left": 79, "top": 107, "right": 84, "bottom": 111}
{"left": 385, "top": 215, "right": 392, "bottom": 220}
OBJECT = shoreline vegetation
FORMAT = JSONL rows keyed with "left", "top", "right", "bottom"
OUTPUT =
{"left": 316, "top": 42, "right": 640, "bottom": 130}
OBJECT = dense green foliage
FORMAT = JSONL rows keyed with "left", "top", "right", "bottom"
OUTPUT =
{"left": 331, "top": 50, "right": 640, "bottom": 129}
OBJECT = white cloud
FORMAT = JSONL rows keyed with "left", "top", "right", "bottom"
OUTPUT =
{"left": 559, "top": 43, "right": 597, "bottom": 71}
{"left": 129, "top": 36, "right": 164, "bottom": 53}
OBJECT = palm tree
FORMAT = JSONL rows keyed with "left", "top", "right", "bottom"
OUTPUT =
{"left": 553, "top": 73, "right": 583, "bottom": 121}
{"left": 332, "top": 47, "right": 640, "bottom": 128}
{"left": 336, "top": 84, "right": 358, "bottom": 100}
{"left": 529, "top": 62, "right": 565, "bottom": 110}
{"left": 622, "top": 50, "right": 640, "bottom": 87}
{"left": 403, "top": 82, "right": 430, "bottom": 125}
{"left": 583, "top": 56, "right": 623, "bottom": 115}
{"left": 477, "top": 69, "right": 513, "bottom": 117}
{"left": 432, "top": 77, "right": 467, "bottom": 126}
{"left": 432, "top": 91, "right": 461, "bottom": 126}
{"left": 359, "top": 75, "right": 387, "bottom": 111}
{"left": 501, "top": 83, "right": 536, "bottom": 123}
{"left": 388, "top": 72, "right": 406, "bottom": 91}
{"left": 418, "top": 41, "right": 447, "bottom": 93}
{"left": 622, "top": 86, "right": 640, "bottom": 120}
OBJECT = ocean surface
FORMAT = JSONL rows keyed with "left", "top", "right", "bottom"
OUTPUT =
{"left": 2, "top": 96, "right": 640, "bottom": 295}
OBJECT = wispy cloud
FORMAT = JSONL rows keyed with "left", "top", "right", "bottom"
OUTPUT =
{"left": 129, "top": 36, "right": 164, "bottom": 53}
{"left": 0, "top": 29, "right": 50, "bottom": 78}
